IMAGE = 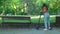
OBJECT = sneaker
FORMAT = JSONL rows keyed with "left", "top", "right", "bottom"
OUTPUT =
{"left": 48, "top": 27, "right": 52, "bottom": 30}
{"left": 43, "top": 28, "right": 48, "bottom": 30}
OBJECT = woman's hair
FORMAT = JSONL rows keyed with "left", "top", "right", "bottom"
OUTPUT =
{"left": 42, "top": 3, "right": 48, "bottom": 10}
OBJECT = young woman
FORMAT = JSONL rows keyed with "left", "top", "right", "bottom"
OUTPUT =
{"left": 41, "top": 4, "right": 51, "bottom": 30}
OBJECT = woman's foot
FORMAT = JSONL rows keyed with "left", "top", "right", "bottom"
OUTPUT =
{"left": 48, "top": 27, "right": 52, "bottom": 30}
{"left": 43, "top": 28, "right": 48, "bottom": 30}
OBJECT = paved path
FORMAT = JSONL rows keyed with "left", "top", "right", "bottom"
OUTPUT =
{"left": 1, "top": 27, "right": 60, "bottom": 34}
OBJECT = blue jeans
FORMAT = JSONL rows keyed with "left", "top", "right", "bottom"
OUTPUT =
{"left": 44, "top": 12, "right": 50, "bottom": 29}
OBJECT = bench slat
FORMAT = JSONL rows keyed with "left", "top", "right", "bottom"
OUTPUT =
{"left": 2, "top": 16, "right": 31, "bottom": 23}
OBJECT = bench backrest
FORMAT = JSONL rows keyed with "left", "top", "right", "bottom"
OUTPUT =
{"left": 1, "top": 16, "right": 31, "bottom": 23}
{"left": 2, "top": 16, "right": 30, "bottom": 20}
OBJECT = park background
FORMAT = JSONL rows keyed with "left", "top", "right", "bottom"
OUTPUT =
{"left": 0, "top": 0, "right": 60, "bottom": 23}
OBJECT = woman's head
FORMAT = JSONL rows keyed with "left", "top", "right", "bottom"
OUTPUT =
{"left": 42, "top": 3, "right": 48, "bottom": 10}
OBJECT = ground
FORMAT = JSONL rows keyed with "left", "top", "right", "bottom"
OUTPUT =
{"left": 1, "top": 27, "right": 60, "bottom": 34}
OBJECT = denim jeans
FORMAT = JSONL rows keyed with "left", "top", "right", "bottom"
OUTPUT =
{"left": 44, "top": 12, "right": 50, "bottom": 29}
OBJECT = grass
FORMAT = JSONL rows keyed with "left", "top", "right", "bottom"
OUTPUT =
{"left": 0, "top": 15, "right": 56, "bottom": 23}
{"left": 31, "top": 17, "right": 56, "bottom": 23}
{"left": 3, "top": 20, "right": 30, "bottom": 23}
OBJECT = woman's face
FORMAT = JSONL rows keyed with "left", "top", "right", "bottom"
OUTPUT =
{"left": 43, "top": 6, "right": 48, "bottom": 11}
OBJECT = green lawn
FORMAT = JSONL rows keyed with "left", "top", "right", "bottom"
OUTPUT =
{"left": 31, "top": 17, "right": 56, "bottom": 23}
{"left": 0, "top": 15, "right": 56, "bottom": 23}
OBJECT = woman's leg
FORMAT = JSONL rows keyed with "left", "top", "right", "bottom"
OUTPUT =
{"left": 44, "top": 14, "right": 48, "bottom": 29}
{"left": 47, "top": 17, "right": 50, "bottom": 27}
{"left": 47, "top": 14, "right": 51, "bottom": 29}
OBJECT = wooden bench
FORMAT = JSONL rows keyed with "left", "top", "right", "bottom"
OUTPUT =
{"left": 56, "top": 15, "right": 60, "bottom": 26}
{"left": 1, "top": 16, "right": 31, "bottom": 25}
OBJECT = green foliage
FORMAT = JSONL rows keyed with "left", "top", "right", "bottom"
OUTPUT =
{"left": 0, "top": 0, "right": 60, "bottom": 15}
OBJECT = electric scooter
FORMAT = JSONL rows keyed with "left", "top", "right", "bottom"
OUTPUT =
{"left": 36, "top": 11, "right": 42, "bottom": 30}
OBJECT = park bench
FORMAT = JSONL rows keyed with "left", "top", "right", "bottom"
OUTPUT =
{"left": 1, "top": 15, "right": 31, "bottom": 26}
{"left": 55, "top": 15, "right": 60, "bottom": 26}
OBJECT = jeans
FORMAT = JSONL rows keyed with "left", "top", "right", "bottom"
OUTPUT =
{"left": 44, "top": 12, "right": 50, "bottom": 29}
